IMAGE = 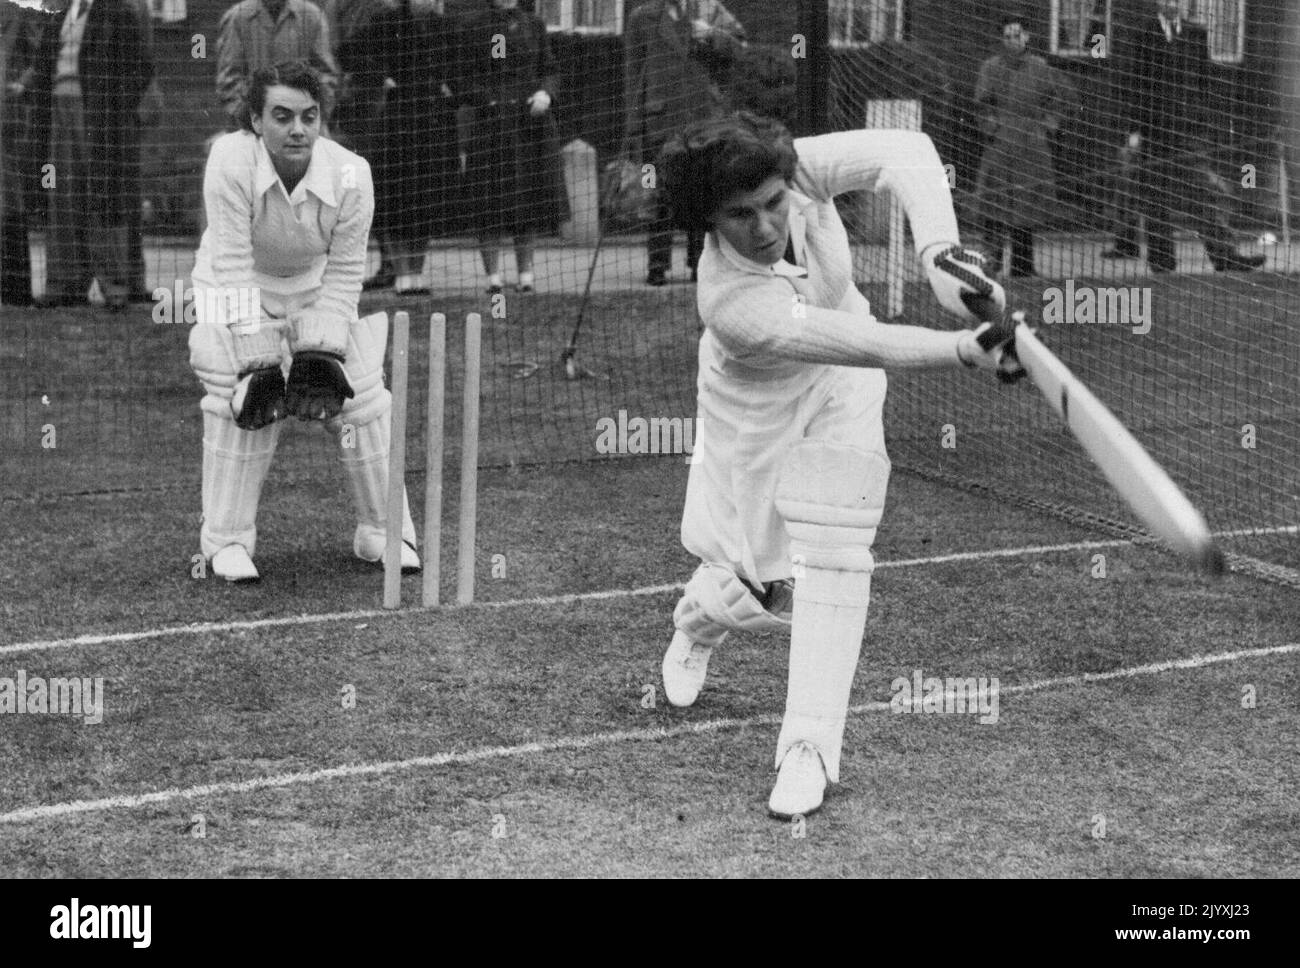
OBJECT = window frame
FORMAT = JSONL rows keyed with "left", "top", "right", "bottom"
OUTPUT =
{"left": 827, "top": 0, "right": 907, "bottom": 50}
{"left": 1049, "top": 0, "right": 1114, "bottom": 58}
{"left": 1185, "top": 0, "right": 1246, "bottom": 65}
{"left": 539, "top": 0, "right": 624, "bottom": 35}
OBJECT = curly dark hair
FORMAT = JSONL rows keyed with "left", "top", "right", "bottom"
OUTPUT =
{"left": 241, "top": 61, "right": 325, "bottom": 133}
{"left": 655, "top": 112, "right": 799, "bottom": 232}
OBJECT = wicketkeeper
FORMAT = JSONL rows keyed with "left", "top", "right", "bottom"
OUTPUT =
{"left": 188, "top": 61, "right": 418, "bottom": 581}
{"left": 656, "top": 113, "right": 1024, "bottom": 818}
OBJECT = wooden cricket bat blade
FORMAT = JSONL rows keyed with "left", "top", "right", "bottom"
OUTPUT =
{"left": 1012, "top": 323, "right": 1224, "bottom": 575}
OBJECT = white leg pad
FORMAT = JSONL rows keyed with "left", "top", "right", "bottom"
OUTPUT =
{"left": 200, "top": 408, "right": 281, "bottom": 559}
{"left": 328, "top": 316, "right": 414, "bottom": 553}
{"left": 773, "top": 440, "right": 890, "bottom": 783}
{"left": 673, "top": 562, "right": 791, "bottom": 648}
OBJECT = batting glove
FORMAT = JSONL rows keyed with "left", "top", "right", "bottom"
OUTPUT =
{"left": 231, "top": 365, "right": 287, "bottom": 430}
{"left": 923, "top": 243, "right": 1007, "bottom": 324}
{"left": 957, "top": 314, "right": 1028, "bottom": 384}
{"left": 285, "top": 351, "right": 354, "bottom": 421}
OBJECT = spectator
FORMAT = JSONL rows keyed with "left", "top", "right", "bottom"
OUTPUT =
{"left": 35, "top": 0, "right": 153, "bottom": 310}
{"left": 973, "top": 14, "right": 1076, "bottom": 278}
{"left": 1101, "top": 0, "right": 1263, "bottom": 272}
{"left": 1, "top": 0, "right": 47, "bottom": 305}
{"left": 624, "top": 0, "right": 746, "bottom": 286}
{"left": 458, "top": 0, "right": 566, "bottom": 293}
{"left": 216, "top": 0, "right": 338, "bottom": 130}
{"left": 340, "top": 0, "right": 460, "bottom": 294}
{"left": 324, "top": 0, "right": 392, "bottom": 143}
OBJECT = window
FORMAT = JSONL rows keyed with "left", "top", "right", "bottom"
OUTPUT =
{"left": 1050, "top": 0, "right": 1112, "bottom": 57}
{"left": 1184, "top": 0, "right": 1246, "bottom": 64}
{"left": 539, "top": 0, "right": 622, "bottom": 34}
{"left": 829, "top": 0, "right": 905, "bottom": 48}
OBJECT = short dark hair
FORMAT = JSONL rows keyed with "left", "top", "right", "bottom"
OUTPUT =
{"left": 241, "top": 61, "right": 325, "bottom": 132}
{"left": 656, "top": 112, "right": 799, "bottom": 232}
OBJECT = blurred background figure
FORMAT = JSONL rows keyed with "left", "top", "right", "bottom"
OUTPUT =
{"left": 216, "top": 0, "right": 338, "bottom": 131}
{"left": 459, "top": 0, "right": 566, "bottom": 294}
{"left": 1101, "top": 0, "right": 1263, "bottom": 272}
{"left": 624, "top": 0, "right": 746, "bottom": 286}
{"left": 340, "top": 0, "right": 460, "bottom": 295}
{"left": 973, "top": 13, "right": 1076, "bottom": 278}
{"left": 1, "top": 0, "right": 47, "bottom": 305}
{"left": 35, "top": 0, "right": 153, "bottom": 309}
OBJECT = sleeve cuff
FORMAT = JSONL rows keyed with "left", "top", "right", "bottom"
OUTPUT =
{"left": 231, "top": 326, "right": 284, "bottom": 372}
{"left": 292, "top": 313, "right": 350, "bottom": 358}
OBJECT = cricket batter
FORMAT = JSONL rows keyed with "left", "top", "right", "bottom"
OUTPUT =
{"left": 656, "top": 113, "right": 1023, "bottom": 817}
{"left": 188, "top": 61, "right": 418, "bottom": 581}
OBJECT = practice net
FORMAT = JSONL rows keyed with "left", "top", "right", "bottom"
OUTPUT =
{"left": 1, "top": 0, "right": 1296, "bottom": 583}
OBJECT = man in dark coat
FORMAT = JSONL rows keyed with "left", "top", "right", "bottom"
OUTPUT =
{"left": 35, "top": 0, "right": 153, "bottom": 308}
{"left": 973, "top": 15, "right": 1076, "bottom": 277}
{"left": 623, "top": 0, "right": 745, "bottom": 285}
{"left": 1102, "top": 0, "right": 1262, "bottom": 272}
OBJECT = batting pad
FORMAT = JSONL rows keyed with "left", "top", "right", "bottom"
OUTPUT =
{"left": 773, "top": 439, "right": 889, "bottom": 783}
{"left": 673, "top": 562, "right": 792, "bottom": 647}
{"left": 200, "top": 410, "right": 281, "bottom": 560}
{"left": 328, "top": 320, "right": 416, "bottom": 557}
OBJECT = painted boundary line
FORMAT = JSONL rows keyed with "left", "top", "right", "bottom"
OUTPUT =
{"left": 1, "top": 641, "right": 1295, "bottom": 826}
{"left": 4, "top": 528, "right": 1294, "bottom": 657}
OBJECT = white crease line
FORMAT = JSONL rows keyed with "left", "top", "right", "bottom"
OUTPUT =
{"left": 3, "top": 526, "right": 1294, "bottom": 656}
{"left": 2, "top": 641, "right": 1294, "bottom": 826}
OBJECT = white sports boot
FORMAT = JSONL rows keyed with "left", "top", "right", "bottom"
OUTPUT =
{"left": 768, "top": 741, "right": 827, "bottom": 818}
{"left": 661, "top": 629, "right": 714, "bottom": 707}
{"left": 354, "top": 531, "right": 421, "bottom": 571}
{"left": 211, "top": 543, "right": 259, "bottom": 583}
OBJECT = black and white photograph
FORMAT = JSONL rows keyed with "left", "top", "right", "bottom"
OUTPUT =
{"left": 0, "top": 0, "right": 1296, "bottom": 903}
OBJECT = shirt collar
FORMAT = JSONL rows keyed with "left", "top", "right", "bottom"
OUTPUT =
{"left": 1159, "top": 14, "right": 1181, "bottom": 35}
{"left": 715, "top": 187, "right": 811, "bottom": 279}
{"left": 253, "top": 137, "right": 337, "bottom": 207}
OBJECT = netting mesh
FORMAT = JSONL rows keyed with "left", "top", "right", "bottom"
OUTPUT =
{"left": 1, "top": 0, "right": 1297, "bottom": 579}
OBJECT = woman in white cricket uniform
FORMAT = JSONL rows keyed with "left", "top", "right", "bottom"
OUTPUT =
{"left": 188, "top": 61, "right": 418, "bottom": 581}
{"left": 656, "top": 113, "right": 1023, "bottom": 817}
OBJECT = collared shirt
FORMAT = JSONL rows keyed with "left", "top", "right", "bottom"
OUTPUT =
{"left": 192, "top": 130, "right": 373, "bottom": 362}
{"left": 697, "top": 129, "right": 965, "bottom": 378}
{"left": 54, "top": 0, "right": 94, "bottom": 90}
{"left": 1159, "top": 14, "right": 1182, "bottom": 42}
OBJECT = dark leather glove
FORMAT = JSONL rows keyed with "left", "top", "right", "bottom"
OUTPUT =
{"left": 231, "top": 365, "right": 287, "bottom": 430}
{"left": 285, "top": 351, "right": 354, "bottom": 421}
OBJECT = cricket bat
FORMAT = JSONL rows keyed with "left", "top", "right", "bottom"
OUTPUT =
{"left": 978, "top": 312, "right": 1225, "bottom": 575}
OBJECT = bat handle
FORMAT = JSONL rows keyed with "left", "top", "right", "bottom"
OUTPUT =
{"left": 961, "top": 291, "right": 1001, "bottom": 323}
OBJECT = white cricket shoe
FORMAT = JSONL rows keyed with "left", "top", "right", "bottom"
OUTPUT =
{"left": 661, "top": 629, "right": 713, "bottom": 707}
{"left": 354, "top": 532, "right": 421, "bottom": 572}
{"left": 768, "top": 741, "right": 827, "bottom": 819}
{"left": 211, "top": 544, "right": 259, "bottom": 583}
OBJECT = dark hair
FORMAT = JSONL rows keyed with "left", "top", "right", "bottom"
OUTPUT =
{"left": 241, "top": 61, "right": 325, "bottom": 132}
{"left": 656, "top": 112, "right": 798, "bottom": 232}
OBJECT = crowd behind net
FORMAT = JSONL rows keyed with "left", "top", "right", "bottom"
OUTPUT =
{"left": 1, "top": 0, "right": 1297, "bottom": 581}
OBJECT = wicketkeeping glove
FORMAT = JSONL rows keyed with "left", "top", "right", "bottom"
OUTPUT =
{"left": 285, "top": 351, "right": 354, "bottom": 421}
{"left": 231, "top": 365, "right": 287, "bottom": 430}
{"left": 957, "top": 313, "right": 1028, "bottom": 384}
{"left": 923, "top": 243, "right": 1007, "bottom": 324}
